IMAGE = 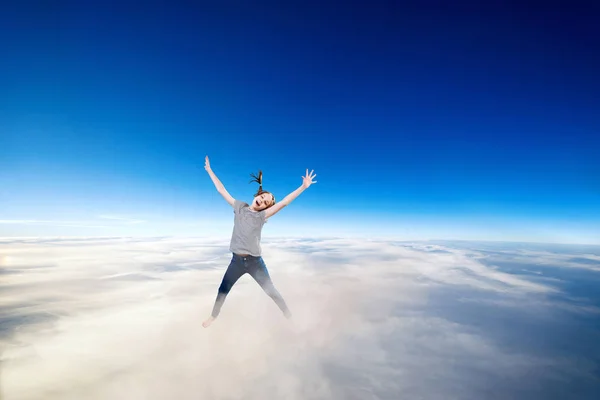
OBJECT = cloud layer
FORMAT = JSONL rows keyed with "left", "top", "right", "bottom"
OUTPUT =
{"left": 1, "top": 237, "right": 599, "bottom": 399}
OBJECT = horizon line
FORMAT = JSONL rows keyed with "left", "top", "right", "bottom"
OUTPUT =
{"left": 1, "top": 235, "right": 599, "bottom": 247}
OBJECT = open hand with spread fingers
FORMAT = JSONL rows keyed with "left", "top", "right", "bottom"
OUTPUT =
{"left": 302, "top": 169, "right": 317, "bottom": 189}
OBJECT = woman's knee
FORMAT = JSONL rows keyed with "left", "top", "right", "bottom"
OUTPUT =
{"left": 264, "top": 284, "right": 281, "bottom": 299}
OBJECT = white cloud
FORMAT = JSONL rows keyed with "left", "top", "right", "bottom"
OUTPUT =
{"left": 97, "top": 215, "right": 146, "bottom": 224}
{"left": 0, "top": 220, "right": 48, "bottom": 224}
{"left": 0, "top": 219, "right": 99, "bottom": 225}
{"left": 1, "top": 238, "right": 597, "bottom": 399}
{"left": 0, "top": 216, "right": 147, "bottom": 236}
{"left": 0, "top": 220, "right": 111, "bottom": 229}
{"left": 502, "top": 249, "right": 600, "bottom": 272}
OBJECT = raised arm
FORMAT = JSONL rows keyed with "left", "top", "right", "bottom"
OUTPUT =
{"left": 264, "top": 169, "right": 317, "bottom": 219}
{"left": 205, "top": 156, "right": 235, "bottom": 207}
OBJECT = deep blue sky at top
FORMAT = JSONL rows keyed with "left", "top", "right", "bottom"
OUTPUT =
{"left": 1, "top": 1, "right": 599, "bottom": 240}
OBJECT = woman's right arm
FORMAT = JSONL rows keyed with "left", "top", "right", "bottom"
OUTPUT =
{"left": 205, "top": 156, "right": 235, "bottom": 207}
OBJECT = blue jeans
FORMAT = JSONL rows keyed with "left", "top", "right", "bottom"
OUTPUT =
{"left": 211, "top": 253, "right": 291, "bottom": 319}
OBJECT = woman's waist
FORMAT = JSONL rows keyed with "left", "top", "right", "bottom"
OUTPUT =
{"left": 232, "top": 252, "right": 261, "bottom": 259}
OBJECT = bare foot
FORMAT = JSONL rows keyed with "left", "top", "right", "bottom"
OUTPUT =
{"left": 202, "top": 316, "right": 215, "bottom": 328}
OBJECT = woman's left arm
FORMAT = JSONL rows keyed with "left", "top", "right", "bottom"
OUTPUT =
{"left": 264, "top": 169, "right": 317, "bottom": 219}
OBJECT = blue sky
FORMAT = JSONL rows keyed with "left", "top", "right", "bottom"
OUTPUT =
{"left": 1, "top": 1, "right": 599, "bottom": 242}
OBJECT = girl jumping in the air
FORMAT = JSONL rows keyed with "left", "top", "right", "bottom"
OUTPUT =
{"left": 202, "top": 156, "right": 317, "bottom": 328}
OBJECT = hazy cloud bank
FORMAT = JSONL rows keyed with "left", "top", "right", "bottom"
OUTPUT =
{"left": 1, "top": 237, "right": 599, "bottom": 399}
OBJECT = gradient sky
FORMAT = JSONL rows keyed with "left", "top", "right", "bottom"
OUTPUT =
{"left": 1, "top": 1, "right": 599, "bottom": 242}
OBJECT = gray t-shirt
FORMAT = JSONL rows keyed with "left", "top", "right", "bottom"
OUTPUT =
{"left": 229, "top": 199, "right": 267, "bottom": 256}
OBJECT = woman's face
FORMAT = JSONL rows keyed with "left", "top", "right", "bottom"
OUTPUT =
{"left": 253, "top": 192, "right": 275, "bottom": 210}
